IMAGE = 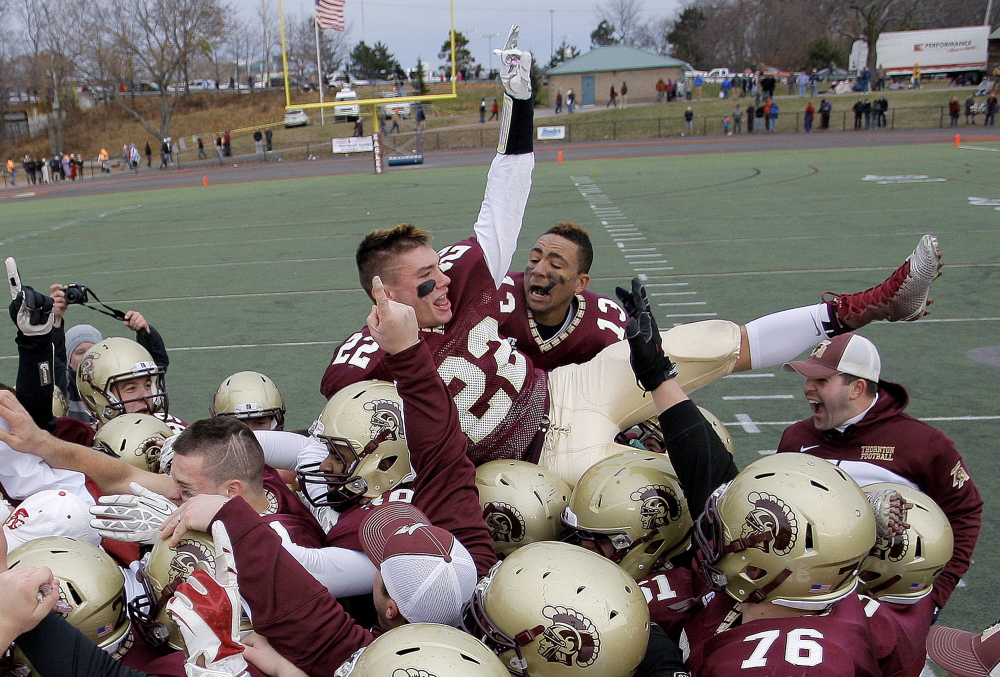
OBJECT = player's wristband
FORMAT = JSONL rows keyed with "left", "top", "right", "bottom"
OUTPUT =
{"left": 497, "top": 95, "right": 533, "bottom": 155}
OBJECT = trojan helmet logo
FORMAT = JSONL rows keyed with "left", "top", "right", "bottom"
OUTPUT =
{"left": 631, "top": 484, "right": 683, "bottom": 531}
{"left": 536, "top": 605, "right": 600, "bottom": 667}
{"left": 139, "top": 435, "right": 163, "bottom": 472}
{"left": 364, "top": 399, "right": 404, "bottom": 443}
{"left": 483, "top": 501, "right": 525, "bottom": 543}
{"left": 811, "top": 340, "right": 832, "bottom": 359}
{"left": 168, "top": 537, "right": 214, "bottom": 583}
{"left": 740, "top": 491, "right": 797, "bottom": 555}
{"left": 872, "top": 531, "right": 908, "bottom": 563}
{"left": 392, "top": 670, "right": 438, "bottom": 677}
{"left": 79, "top": 352, "right": 98, "bottom": 387}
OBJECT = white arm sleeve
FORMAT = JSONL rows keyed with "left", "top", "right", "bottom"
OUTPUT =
{"left": 254, "top": 430, "right": 325, "bottom": 471}
{"left": 268, "top": 522, "right": 377, "bottom": 598}
{"left": 473, "top": 152, "right": 535, "bottom": 288}
{"left": 0, "top": 421, "right": 94, "bottom": 504}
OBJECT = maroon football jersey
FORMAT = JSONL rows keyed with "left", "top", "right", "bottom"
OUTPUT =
{"left": 497, "top": 271, "right": 628, "bottom": 371}
{"left": 694, "top": 593, "right": 881, "bottom": 677}
{"left": 639, "top": 566, "right": 695, "bottom": 641}
{"left": 321, "top": 237, "right": 549, "bottom": 465}
{"left": 261, "top": 465, "right": 327, "bottom": 548}
{"left": 861, "top": 594, "right": 935, "bottom": 677}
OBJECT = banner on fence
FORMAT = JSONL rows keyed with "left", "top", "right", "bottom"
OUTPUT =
{"left": 537, "top": 126, "right": 567, "bottom": 140}
{"left": 333, "top": 136, "right": 375, "bottom": 153}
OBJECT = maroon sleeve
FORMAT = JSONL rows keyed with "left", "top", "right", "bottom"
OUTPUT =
{"left": 213, "top": 497, "right": 374, "bottom": 674}
{"left": 920, "top": 428, "right": 982, "bottom": 608}
{"left": 320, "top": 328, "right": 391, "bottom": 399}
{"left": 384, "top": 340, "right": 498, "bottom": 577}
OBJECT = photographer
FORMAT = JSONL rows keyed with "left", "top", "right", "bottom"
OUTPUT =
{"left": 50, "top": 282, "right": 169, "bottom": 428}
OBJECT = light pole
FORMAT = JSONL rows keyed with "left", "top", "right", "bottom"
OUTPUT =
{"left": 483, "top": 32, "right": 500, "bottom": 75}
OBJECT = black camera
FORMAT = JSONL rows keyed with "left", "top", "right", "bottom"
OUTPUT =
{"left": 61, "top": 283, "right": 90, "bottom": 305}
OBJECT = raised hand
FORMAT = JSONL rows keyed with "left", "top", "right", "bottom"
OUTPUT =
{"left": 615, "top": 277, "right": 678, "bottom": 391}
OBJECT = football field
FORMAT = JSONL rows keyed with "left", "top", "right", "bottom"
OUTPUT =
{"left": 1, "top": 136, "right": 997, "bottom": 639}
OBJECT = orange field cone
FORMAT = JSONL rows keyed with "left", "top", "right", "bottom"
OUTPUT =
{"left": 203, "top": 176, "right": 209, "bottom": 187}
{"left": 955, "top": 134, "right": 961, "bottom": 147}
{"left": 557, "top": 151, "right": 564, "bottom": 163}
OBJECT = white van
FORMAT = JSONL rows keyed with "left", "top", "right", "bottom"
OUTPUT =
{"left": 334, "top": 89, "right": 361, "bottom": 121}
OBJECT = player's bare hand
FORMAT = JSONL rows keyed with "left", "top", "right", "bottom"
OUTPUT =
{"left": 123, "top": 310, "right": 148, "bottom": 333}
{"left": 366, "top": 276, "right": 419, "bottom": 355}
{"left": 243, "top": 632, "right": 309, "bottom": 677}
{"left": 159, "top": 494, "right": 230, "bottom": 547}
{"left": 0, "top": 390, "right": 52, "bottom": 454}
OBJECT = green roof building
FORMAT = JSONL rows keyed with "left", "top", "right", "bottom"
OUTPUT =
{"left": 546, "top": 46, "right": 689, "bottom": 108}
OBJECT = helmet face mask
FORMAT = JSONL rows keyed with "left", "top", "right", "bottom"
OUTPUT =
{"left": 211, "top": 371, "right": 286, "bottom": 430}
{"left": 77, "top": 338, "right": 168, "bottom": 424}
{"left": 298, "top": 381, "right": 412, "bottom": 509}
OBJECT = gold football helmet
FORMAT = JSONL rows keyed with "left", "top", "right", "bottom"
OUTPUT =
{"left": 476, "top": 460, "right": 572, "bottom": 557}
{"left": 7, "top": 537, "right": 130, "bottom": 652}
{"left": 465, "top": 541, "right": 650, "bottom": 677}
{"left": 562, "top": 450, "right": 692, "bottom": 579}
{"left": 693, "top": 454, "right": 876, "bottom": 610}
{"left": 76, "top": 337, "right": 167, "bottom": 423}
{"left": 93, "top": 413, "right": 174, "bottom": 473}
{"left": 298, "top": 380, "right": 413, "bottom": 508}
{"left": 347, "top": 623, "right": 509, "bottom": 677}
{"left": 210, "top": 371, "right": 286, "bottom": 430}
{"left": 130, "top": 529, "right": 215, "bottom": 650}
{"left": 859, "top": 482, "right": 953, "bottom": 604}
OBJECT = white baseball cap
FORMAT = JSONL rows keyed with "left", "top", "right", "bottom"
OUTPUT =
{"left": 4, "top": 490, "right": 102, "bottom": 552}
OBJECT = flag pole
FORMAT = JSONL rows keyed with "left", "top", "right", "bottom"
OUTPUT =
{"left": 314, "top": 17, "right": 326, "bottom": 125}
{"left": 278, "top": 0, "right": 291, "bottom": 108}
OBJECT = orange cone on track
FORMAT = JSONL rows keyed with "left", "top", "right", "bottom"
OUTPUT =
{"left": 557, "top": 151, "right": 564, "bottom": 163}
{"left": 955, "top": 134, "right": 961, "bottom": 147}
{"left": 203, "top": 176, "right": 209, "bottom": 187}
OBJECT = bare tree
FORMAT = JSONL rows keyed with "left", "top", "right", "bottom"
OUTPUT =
{"left": 95, "top": 0, "right": 226, "bottom": 139}
{"left": 287, "top": 13, "right": 349, "bottom": 86}
{"left": 595, "top": 0, "right": 645, "bottom": 45}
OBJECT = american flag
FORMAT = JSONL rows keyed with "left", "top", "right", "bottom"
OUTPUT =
{"left": 316, "top": 0, "right": 345, "bottom": 30}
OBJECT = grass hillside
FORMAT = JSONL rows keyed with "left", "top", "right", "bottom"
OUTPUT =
{"left": 3, "top": 78, "right": 988, "bottom": 161}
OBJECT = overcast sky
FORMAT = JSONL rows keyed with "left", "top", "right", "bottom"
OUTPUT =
{"left": 281, "top": 0, "right": 682, "bottom": 71}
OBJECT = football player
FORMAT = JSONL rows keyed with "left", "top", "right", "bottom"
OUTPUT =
{"left": 498, "top": 223, "right": 942, "bottom": 374}
{"left": 321, "top": 75, "right": 944, "bottom": 485}
{"left": 210, "top": 371, "right": 286, "bottom": 431}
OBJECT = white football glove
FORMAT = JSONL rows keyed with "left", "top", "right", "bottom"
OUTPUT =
{"left": 167, "top": 522, "right": 247, "bottom": 677}
{"left": 89, "top": 482, "right": 177, "bottom": 543}
{"left": 159, "top": 434, "right": 178, "bottom": 475}
{"left": 867, "top": 488, "right": 911, "bottom": 541}
{"left": 494, "top": 48, "right": 532, "bottom": 100}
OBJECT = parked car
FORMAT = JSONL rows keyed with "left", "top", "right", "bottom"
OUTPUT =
{"left": 334, "top": 88, "right": 361, "bottom": 121}
{"left": 284, "top": 108, "right": 310, "bottom": 128}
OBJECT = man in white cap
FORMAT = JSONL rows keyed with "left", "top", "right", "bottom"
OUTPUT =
{"left": 778, "top": 332, "right": 982, "bottom": 613}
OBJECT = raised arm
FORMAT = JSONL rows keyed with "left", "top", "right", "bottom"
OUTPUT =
{"left": 473, "top": 30, "right": 535, "bottom": 287}
{"left": 0, "top": 391, "right": 173, "bottom": 497}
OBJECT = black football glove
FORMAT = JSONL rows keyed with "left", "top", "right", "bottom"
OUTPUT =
{"left": 615, "top": 277, "right": 678, "bottom": 391}
{"left": 9, "top": 286, "right": 55, "bottom": 336}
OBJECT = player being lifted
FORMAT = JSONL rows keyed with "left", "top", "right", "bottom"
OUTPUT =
{"left": 321, "top": 28, "right": 944, "bottom": 484}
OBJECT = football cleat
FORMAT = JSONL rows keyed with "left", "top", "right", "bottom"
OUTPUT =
{"left": 824, "top": 234, "right": 942, "bottom": 332}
